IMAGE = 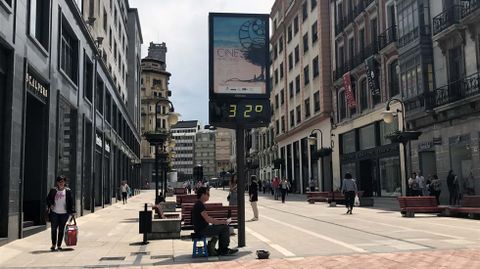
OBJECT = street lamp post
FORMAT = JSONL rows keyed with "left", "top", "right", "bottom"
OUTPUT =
{"left": 308, "top": 129, "right": 334, "bottom": 204}
{"left": 145, "top": 98, "right": 179, "bottom": 203}
{"left": 382, "top": 98, "right": 421, "bottom": 196}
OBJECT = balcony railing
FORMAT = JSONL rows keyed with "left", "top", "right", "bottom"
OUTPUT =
{"left": 461, "top": 0, "right": 480, "bottom": 19}
{"left": 430, "top": 73, "right": 480, "bottom": 107}
{"left": 333, "top": 43, "right": 378, "bottom": 81}
{"left": 378, "top": 25, "right": 397, "bottom": 51}
{"left": 433, "top": 5, "right": 463, "bottom": 36}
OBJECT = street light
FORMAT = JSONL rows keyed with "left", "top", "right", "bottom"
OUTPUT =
{"left": 145, "top": 97, "right": 179, "bottom": 203}
{"left": 307, "top": 129, "right": 333, "bottom": 194}
{"left": 382, "top": 98, "right": 421, "bottom": 196}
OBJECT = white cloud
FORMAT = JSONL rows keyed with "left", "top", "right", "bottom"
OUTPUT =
{"left": 130, "top": 0, "right": 274, "bottom": 125}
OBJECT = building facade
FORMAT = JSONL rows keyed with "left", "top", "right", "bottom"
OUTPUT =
{"left": 404, "top": 0, "right": 480, "bottom": 201}
{"left": 0, "top": 0, "right": 142, "bottom": 244}
{"left": 139, "top": 42, "right": 173, "bottom": 183}
{"left": 215, "top": 128, "right": 233, "bottom": 175}
{"left": 263, "top": 0, "right": 333, "bottom": 193}
{"left": 329, "top": 0, "right": 405, "bottom": 198}
{"left": 194, "top": 131, "right": 216, "bottom": 181}
{"left": 172, "top": 120, "right": 199, "bottom": 181}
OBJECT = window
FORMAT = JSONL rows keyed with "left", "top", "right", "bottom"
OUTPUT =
{"left": 359, "top": 28, "right": 365, "bottom": 52}
{"left": 293, "top": 16, "right": 299, "bottom": 34}
{"left": 60, "top": 17, "right": 79, "bottom": 84}
{"left": 302, "top": 2, "right": 308, "bottom": 21}
{"left": 289, "top": 81, "right": 294, "bottom": 98}
{"left": 295, "top": 75, "right": 300, "bottom": 93}
{"left": 279, "top": 36, "right": 284, "bottom": 52}
{"left": 280, "top": 62, "right": 284, "bottom": 79}
{"left": 84, "top": 55, "right": 93, "bottom": 101}
{"left": 274, "top": 68, "right": 279, "bottom": 84}
{"left": 275, "top": 94, "right": 279, "bottom": 108}
{"left": 389, "top": 60, "right": 399, "bottom": 97}
{"left": 312, "top": 56, "right": 319, "bottom": 78}
{"left": 311, "top": 21, "right": 318, "bottom": 43}
{"left": 303, "top": 33, "right": 309, "bottom": 52}
{"left": 294, "top": 45, "right": 299, "bottom": 64}
{"left": 304, "top": 65, "right": 309, "bottom": 85}
{"left": 280, "top": 89, "right": 285, "bottom": 104}
{"left": 296, "top": 106, "right": 301, "bottom": 123}
{"left": 311, "top": 0, "right": 317, "bottom": 10}
{"left": 290, "top": 110, "right": 295, "bottom": 127}
{"left": 281, "top": 116, "right": 286, "bottom": 132}
{"left": 287, "top": 25, "right": 293, "bottom": 42}
{"left": 109, "top": 28, "right": 112, "bottom": 48}
{"left": 305, "top": 98, "right": 311, "bottom": 118}
{"left": 96, "top": 78, "right": 104, "bottom": 114}
{"left": 276, "top": 120, "right": 280, "bottom": 134}
{"left": 103, "top": 9, "right": 108, "bottom": 32}
{"left": 29, "top": 0, "right": 50, "bottom": 50}
{"left": 274, "top": 45, "right": 278, "bottom": 60}
{"left": 314, "top": 91, "right": 320, "bottom": 112}
{"left": 359, "top": 124, "right": 376, "bottom": 150}
{"left": 105, "top": 92, "right": 112, "bottom": 123}
{"left": 359, "top": 78, "right": 368, "bottom": 112}
{"left": 338, "top": 91, "right": 347, "bottom": 120}
{"left": 288, "top": 53, "right": 293, "bottom": 70}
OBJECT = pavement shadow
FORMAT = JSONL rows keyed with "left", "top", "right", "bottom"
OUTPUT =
{"left": 30, "top": 248, "right": 74, "bottom": 254}
{"left": 152, "top": 251, "right": 252, "bottom": 266}
{"left": 120, "top": 218, "right": 139, "bottom": 223}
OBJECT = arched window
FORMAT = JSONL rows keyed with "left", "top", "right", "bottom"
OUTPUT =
{"left": 360, "top": 78, "right": 369, "bottom": 112}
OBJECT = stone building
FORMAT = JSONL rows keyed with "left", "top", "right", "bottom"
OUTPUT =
{"left": 171, "top": 120, "right": 200, "bottom": 181}
{"left": 194, "top": 131, "right": 217, "bottom": 181}
{"left": 139, "top": 42, "right": 173, "bottom": 183}
{"left": 0, "top": 0, "right": 142, "bottom": 244}
{"left": 405, "top": 0, "right": 480, "bottom": 200}
{"left": 215, "top": 128, "right": 233, "bottom": 175}
{"left": 264, "top": 0, "right": 333, "bottom": 193}
{"left": 329, "top": 0, "right": 404, "bottom": 198}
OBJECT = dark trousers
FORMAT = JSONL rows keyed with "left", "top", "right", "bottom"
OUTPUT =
{"left": 448, "top": 187, "right": 457, "bottom": 205}
{"left": 281, "top": 188, "right": 287, "bottom": 203}
{"left": 50, "top": 212, "right": 70, "bottom": 247}
{"left": 201, "top": 224, "right": 230, "bottom": 252}
{"left": 310, "top": 187, "right": 315, "bottom": 192}
{"left": 432, "top": 191, "right": 441, "bottom": 205}
{"left": 122, "top": 192, "right": 128, "bottom": 203}
{"left": 344, "top": 191, "right": 355, "bottom": 210}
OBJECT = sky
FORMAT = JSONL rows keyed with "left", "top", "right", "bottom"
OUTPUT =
{"left": 130, "top": 0, "right": 275, "bottom": 126}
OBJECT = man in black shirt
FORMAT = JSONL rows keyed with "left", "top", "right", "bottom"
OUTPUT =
{"left": 192, "top": 187, "right": 238, "bottom": 256}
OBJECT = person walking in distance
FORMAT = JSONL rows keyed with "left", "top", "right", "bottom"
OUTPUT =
{"left": 272, "top": 177, "right": 280, "bottom": 200}
{"left": 46, "top": 176, "right": 75, "bottom": 251}
{"left": 447, "top": 170, "right": 458, "bottom": 205}
{"left": 228, "top": 174, "right": 238, "bottom": 206}
{"left": 416, "top": 172, "right": 426, "bottom": 196}
{"left": 430, "top": 175, "right": 442, "bottom": 205}
{"left": 280, "top": 178, "right": 290, "bottom": 203}
{"left": 309, "top": 178, "right": 316, "bottom": 192}
{"left": 120, "top": 180, "right": 130, "bottom": 204}
{"left": 341, "top": 173, "right": 357, "bottom": 214}
{"left": 249, "top": 175, "right": 259, "bottom": 221}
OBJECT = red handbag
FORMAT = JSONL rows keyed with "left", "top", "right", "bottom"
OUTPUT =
{"left": 64, "top": 216, "right": 78, "bottom": 246}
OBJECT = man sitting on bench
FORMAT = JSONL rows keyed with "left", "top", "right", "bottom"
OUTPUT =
{"left": 192, "top": 187, "right": 238, "bottom": 256}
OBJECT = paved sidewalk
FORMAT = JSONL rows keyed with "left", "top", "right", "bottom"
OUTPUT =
{"left": 0, "top": 189, "right": 478, "bottom": 269}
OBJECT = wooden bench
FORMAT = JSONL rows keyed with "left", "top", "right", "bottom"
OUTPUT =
{"left": 174, "top": 188, "right": 187, "bottom": 195}
{"left": 306, "top": 192, "right": 330, "bottom": 203}
{"left": 307, "top": 191, "right": 364, "bottom": 204}
{"left": 176, "top": 194, "right": 197, "bottom": 206}
{"left": 398, "top": 196, "right": 443, "bottom": 217}
{"left": 446, "top": 195, "right": 480, "bottom": 217}
{"left": 181, "top": 203, "right": 238, "bottom": 230}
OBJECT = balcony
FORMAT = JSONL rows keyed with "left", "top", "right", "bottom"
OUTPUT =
{"left": 430, "top": 73, "right": 480, "bottom": 108}
{"left": 378, "top": 25, "right": 397, "bottom": 51}
{"left": 461, "top": 0, "right": 480, "bottom": 19}
{"left": 432, "top": 5, "right": 462, "bottom": 36}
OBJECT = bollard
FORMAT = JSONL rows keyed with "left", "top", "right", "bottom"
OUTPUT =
{"left": 139, "top": 203, "right": 152, "bottom": 244}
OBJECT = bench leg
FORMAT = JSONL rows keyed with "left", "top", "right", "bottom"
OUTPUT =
{"left": 405, "top": 211, "right": 415, "bottom": 218}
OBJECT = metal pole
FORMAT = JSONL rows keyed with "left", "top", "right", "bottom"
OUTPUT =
{"left": 155, "top": 144, "right": 159, "bottom": 202}
{"left": 163, "top": 152, "right": 167, "bottom": 198}
{"left": 236, "top": 126, "right": 246, "bottom": 247}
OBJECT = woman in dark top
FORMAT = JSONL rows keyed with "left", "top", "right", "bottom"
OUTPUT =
{"left": 46, "top": 175, "right": 75, "bottom": 251}
{"left": 249, "top": 175, "right": 259, "bottom": 221}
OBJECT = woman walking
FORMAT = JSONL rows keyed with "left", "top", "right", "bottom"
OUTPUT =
{"left": 249, "top": 175, "right": 259, "bottom": 221}
{"left": 341, "top": 173, "right": 357, "bottom": 214}
{"left": 280, "top": 178, "right": 290, "bottom": 203}
{"left": 228, "top": 174, "right": 238, "bottom": 206}
{"left": 120, "top": 180, "right": 130, "bottom": 204}
{"left": 46, "top": 176, "right": 75, "bottom": 251}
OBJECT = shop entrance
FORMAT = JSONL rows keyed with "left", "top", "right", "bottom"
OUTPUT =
{"left": 359, "top": 159, "right": 374, "bottom": 197}
{"left": 23, "top": 93, "right": 48, "bottom": 232}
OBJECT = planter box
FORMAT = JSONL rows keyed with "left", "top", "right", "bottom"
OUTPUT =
{"left": 148, "top": 213, "right": 181, "bottom": 240}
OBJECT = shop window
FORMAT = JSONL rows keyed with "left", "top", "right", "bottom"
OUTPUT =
{"left": 379, "top": 119, "right": 398, "bottom": 145}
{"left": 359, "top": 124, "right": 376, "bottom": 150}
{"left": 60, "top": 16, "right": 79, "bottom": 84}
{"left": 29, "top": 0, "right": 50, "bottom": 50}
{"left": 379, "top": 156, "right": 401, "bottom": 196}
{"left": 341, "top": 130, "right": 356, "bottom": 154}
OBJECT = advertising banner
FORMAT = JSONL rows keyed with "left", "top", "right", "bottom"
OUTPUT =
{"left": 365, "top": 56, "right": 380, "bottom": 96}
{"left": 210, "top": 14, "right": 269, "bottom": 96}
{"left": 342, "top": 72, "right": 356, "bottom": 109}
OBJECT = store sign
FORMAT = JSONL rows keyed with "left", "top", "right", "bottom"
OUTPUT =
{"left": 26, "top": 71, "right": 48, "bottom": 103}
{"left": 95, "top": 133, "right": 103, "bottom": 147}
{"left": 418, "top": 141, "right": 433, "bottom": 151}
{"left": 365, "top": 57, "right": 380, "bottom": 96}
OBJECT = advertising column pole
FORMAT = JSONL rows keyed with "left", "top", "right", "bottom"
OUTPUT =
{"left": 236, "top": 126, "right": 246, "bottom": 247}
